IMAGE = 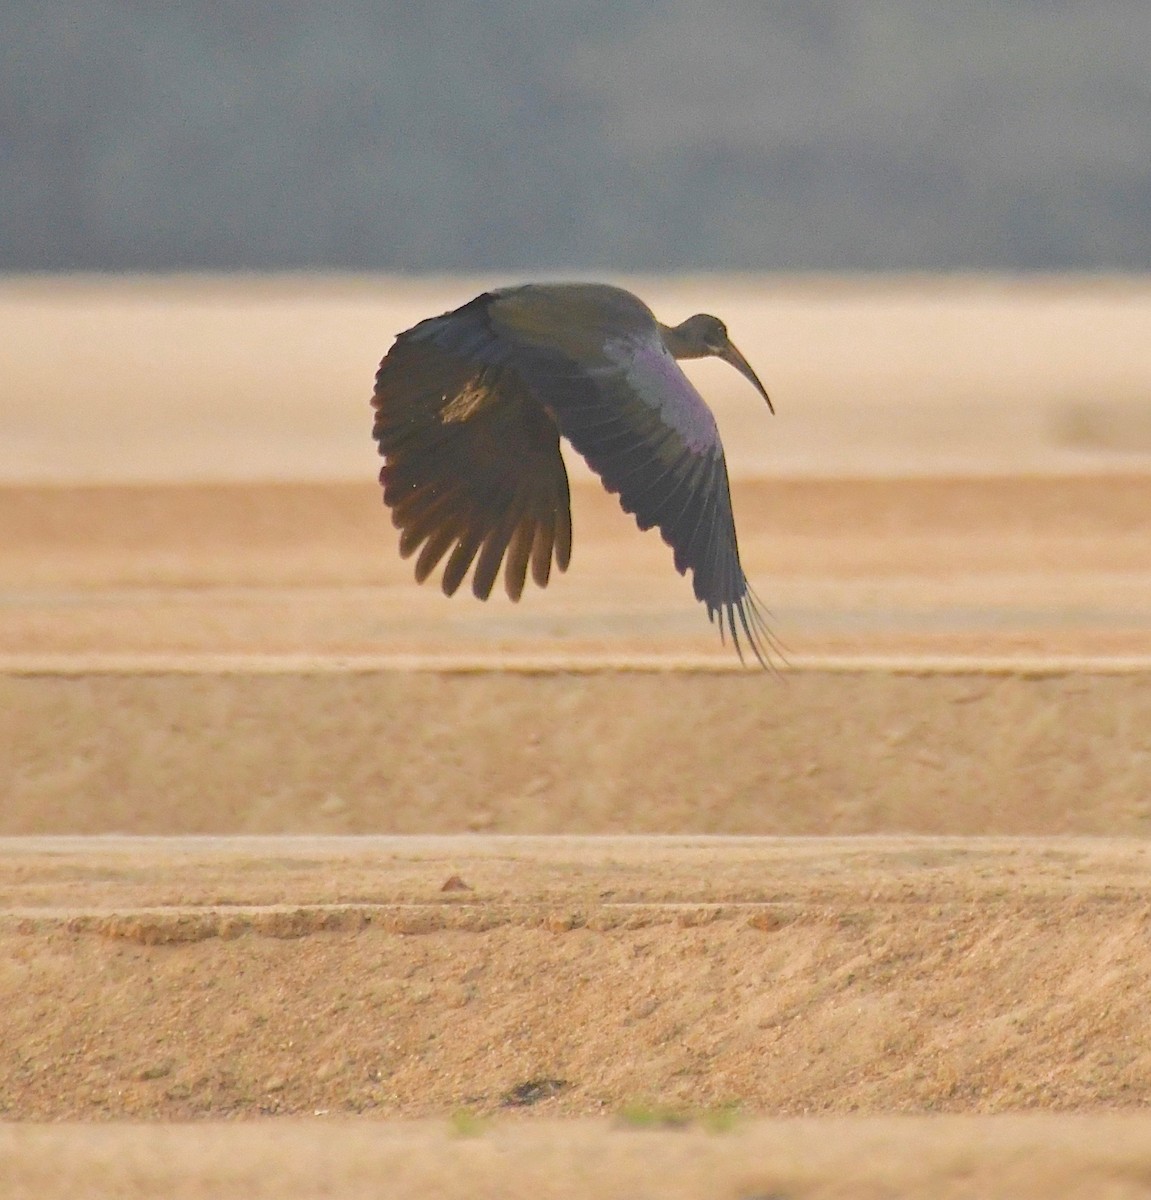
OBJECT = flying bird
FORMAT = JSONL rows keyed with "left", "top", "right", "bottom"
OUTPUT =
{"left": 371, "top": 282, "right": 776, "bottom": 665}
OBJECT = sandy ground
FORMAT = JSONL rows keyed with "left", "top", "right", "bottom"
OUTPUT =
{"left": 10, "top": 1115, "right": 1151, "bottom": 1200}
{"left": 4, "top": 274, "right": 1151, "bottom": 1196}
{"left": 7, "top": 835, "right": 1151, "bottom": 1197}
{"left": 3, "top": 475, "right": 1149, "bottom": 835}
{"left": 5, "top": 663, "right": 1151, "bottom": 836}
{"left": 4, "top": 273, "right": 1151, "bottom": 482}
{"left": 6, "top": 836, "right": 1151, "bottom": 1119}
{"left": 4, "top": 476, "right": 1151, "bottom": 659}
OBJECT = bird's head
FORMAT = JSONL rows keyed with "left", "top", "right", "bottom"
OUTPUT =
{"left": 662, "top": 313, "right": 774, "bottom": 413}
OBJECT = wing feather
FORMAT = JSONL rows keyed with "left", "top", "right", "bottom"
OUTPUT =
{"left": 372, "top": 298, "right": 572, "bottom": 602}
{"left": 530, "top": 509, "right": 556, "bottom": 588}
{"left": 398, "top": 488, "right": 462, "bottom": 557}
{"left": 673, "top": 460, "right": 720, "bottom": 578}
{"left": 441, "top": 524, "right": 487, "bottom": 597}
{"left": 472, "top": 505, "right": 521, "bottom": 601}
{"left": 415, "top": 524, "right": 459, "bottom": 584}
{"left": 504, "top": 520, "right": 536, "bottom": 601}
{"left": 553, "top": 485, "right": 573, "bottom": 571}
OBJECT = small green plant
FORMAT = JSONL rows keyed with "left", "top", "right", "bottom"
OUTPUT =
{"left": 615, "top": 1100, "right": 743, "bottom": 1132}
{"left": 448, "top": 1108, "right": 486, "bottom": 1137}
{"left": 616, "top": 1101, "right": 692, "bottom": 1129}
{"left": 700, "top": 1102, "right": 742, "bottom": 1134}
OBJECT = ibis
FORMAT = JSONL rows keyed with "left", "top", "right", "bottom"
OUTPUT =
{"left": 371, "top": 282, "right": 777, "bottom": 665}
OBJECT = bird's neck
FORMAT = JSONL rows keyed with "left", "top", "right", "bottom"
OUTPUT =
{"left": 658, "top": 321, "right": 706, "bottom": 360}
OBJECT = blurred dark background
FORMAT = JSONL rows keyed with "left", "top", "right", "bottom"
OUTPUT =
{"left": 3, "top": 1, "right": 1149, "bottom": 273}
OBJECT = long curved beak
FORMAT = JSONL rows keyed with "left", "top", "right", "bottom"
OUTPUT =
{"left": 718, "top": 339, "right": 774, "bottom": 414}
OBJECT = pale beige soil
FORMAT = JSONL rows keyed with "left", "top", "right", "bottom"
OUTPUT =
{"left": 6, "top": 837, "right": 1151, "bottom": 1197}
{"left": 9, "top": 1115, "right": 1151, "bottom": 1200}
{"left": 4, "top": 664, "right": 1151, "bottom": 836}
{"left": 3, "top": 476, "right": 1150, "bottom": 835}
{"left": 4, "top": 275, "right": 1151, "bottom": 1196}
{"left": 5, "top": 834, "right": 1151, "bottom": 1124}
{"left": 6, "top": 835, "right": 1151, "bottom": 1200}
{"left": 4, "top": 273, "right": 1151, "bottom": 482}
{"left": 4, "top": 476, "right": 1151, "bottom": 659}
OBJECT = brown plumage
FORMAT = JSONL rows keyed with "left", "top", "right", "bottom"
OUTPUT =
{"left": 371, "top": 282, "right": 777, "bottom": 665}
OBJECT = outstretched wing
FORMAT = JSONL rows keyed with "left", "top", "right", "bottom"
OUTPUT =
{"left": 488, "top": 285, "right": 773, "bottom": 665}
{"left": 371, "top": 295, "right": 572, "bottom": 601}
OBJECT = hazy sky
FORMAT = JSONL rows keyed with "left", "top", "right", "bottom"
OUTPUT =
{"left": 3, "top": 1, "right": 1150, "bottom": 272}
